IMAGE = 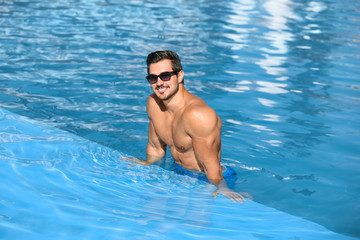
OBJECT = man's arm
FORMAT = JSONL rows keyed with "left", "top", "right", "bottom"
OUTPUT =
{"left": 122, "top": 96, "right": 166, "bottom": 166}
{"left": 145, "top": 120, "right": 167, "bottom": 164}
{"left": 123, "top": 120, "right": 166, "bottom": 166}
{"left": 185, "top": 105, "right": 247, "bottom": 203}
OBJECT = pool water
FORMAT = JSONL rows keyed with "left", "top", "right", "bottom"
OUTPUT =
{"left": 0, "top": 0, "right": 359, "bottom": 239}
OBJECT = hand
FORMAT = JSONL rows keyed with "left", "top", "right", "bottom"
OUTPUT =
{"left": 121, "top": 157, "right": 148, "bottom": 166}
{"left": 212, "top": 188, "right": 253, "bottom": 203}
{"left": 121, "top": 157, "right": 140, "bottom": 166}
{"left": 121, "top": 157, "right": 136, "bottom": 161}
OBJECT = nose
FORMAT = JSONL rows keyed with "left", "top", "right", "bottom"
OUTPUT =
{"left": 155, "top": 77, "right": 165, "bottom": 85}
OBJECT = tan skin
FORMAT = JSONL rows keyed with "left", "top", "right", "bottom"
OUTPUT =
{"left": 123, "top": 59, "right": 249, "bottom": 203}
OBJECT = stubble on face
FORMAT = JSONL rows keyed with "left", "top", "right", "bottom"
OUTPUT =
{"left": 149, "top": 60, "right": 179, "bottom": 101}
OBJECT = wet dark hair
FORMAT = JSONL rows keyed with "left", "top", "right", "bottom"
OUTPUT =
{"left": 146, "top": 50, "right": 183, "bottom": 75}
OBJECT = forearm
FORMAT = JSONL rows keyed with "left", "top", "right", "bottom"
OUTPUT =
{"left": 207, "top": 171, "right": 231, "bottom": 192}
{"left": 207, "top": 177, "right": 223, "bottom": 187}
{"left": 123, "top": 154, "right": 164, "bottom": 166}
{"left": 145, "top": 142, "right": 166, "bottom": 165}
{"left": 144, "top": 154, "right": 165, "bottom": 165}
{"left": 203, "top": 163, "right": 224, "bottom": 187}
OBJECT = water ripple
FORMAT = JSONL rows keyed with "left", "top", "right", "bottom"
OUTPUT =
{"left": 1, "top": 0, "right": 359, "bottom": 238}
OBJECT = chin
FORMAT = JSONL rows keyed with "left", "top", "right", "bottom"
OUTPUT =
{"left": 154, "top": 86, "right": 178, "bottom": 101}
{"left": 156, "top": 92, "right": 174, "bottom": 101}
{"left": 157, "top": 94, "right": 170, "bottom": 100}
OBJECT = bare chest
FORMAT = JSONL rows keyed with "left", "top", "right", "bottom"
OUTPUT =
{"left": 171, "top": 114, "right": 192, "bottom": 152}
{"left": 153, "top": 113, "right": 192, "bottom": 154}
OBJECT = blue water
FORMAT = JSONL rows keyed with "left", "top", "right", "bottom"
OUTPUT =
{"left": 0, "top": 0, "right": 359, "bottom": 239}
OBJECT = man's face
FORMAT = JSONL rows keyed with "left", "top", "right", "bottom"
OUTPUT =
{"left": 148, "top": 59, "right": 182, "bottom": 101}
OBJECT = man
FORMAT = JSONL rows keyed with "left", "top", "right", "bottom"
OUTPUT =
{"left": 124, "top": 50, "right": 249, "bottom": 203}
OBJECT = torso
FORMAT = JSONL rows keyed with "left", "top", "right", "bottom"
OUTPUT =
{"left": 148, "top": 92, "right": 219, "bottom": 171}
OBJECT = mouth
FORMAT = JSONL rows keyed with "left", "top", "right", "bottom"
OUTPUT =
{"left": 156, "top": 86, "right": 168, "bottom": 93}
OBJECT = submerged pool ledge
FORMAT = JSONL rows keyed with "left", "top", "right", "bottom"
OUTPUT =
{"left": 0, "top": 107, "right": 357, "bottom": 240}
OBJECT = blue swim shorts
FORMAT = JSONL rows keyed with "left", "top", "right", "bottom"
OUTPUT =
{"left": 172, "top": 161, "right": 237, "bottom": 185}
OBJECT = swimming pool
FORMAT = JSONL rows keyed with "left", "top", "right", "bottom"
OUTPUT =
{"left": 0, "top": 0, "right": 359, "bottom": 239}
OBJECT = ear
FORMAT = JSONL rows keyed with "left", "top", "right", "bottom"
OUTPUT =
{"left": 177, "top": 70, "right": 184, "bottom": 83}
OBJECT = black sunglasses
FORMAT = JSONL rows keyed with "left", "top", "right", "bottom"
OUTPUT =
{"left": 146, "top": 71, "right": 178, "bottom": 84}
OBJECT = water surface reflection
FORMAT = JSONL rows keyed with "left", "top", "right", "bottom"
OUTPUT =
{"left": 0, "top": 0, "right": 359, "bottom": 237}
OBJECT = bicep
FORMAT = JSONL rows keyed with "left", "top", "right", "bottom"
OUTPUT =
{"left": 192, "top": 134, "right": 222, "bottom": 180}
{"left": 186, "top": 107, "right": 222, "bottom": 180}
{"left": 186, "top": 106, "right": 221, "bottom": 147}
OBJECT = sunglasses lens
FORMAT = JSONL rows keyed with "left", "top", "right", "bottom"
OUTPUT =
{"left": 146, "top": 75, "right": 157, "bottom": 83}
{"left": 146, "top": 71, "right": 176, "bottom": 84}
{"left": 159, "top": 72, "right": 171, "bottom": 81}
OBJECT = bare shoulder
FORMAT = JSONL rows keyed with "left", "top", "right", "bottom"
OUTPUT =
{"left": 184, "top": 100, "right": 217, "bottom": 121}
{"left": 146, "top": 94, "right": 165, "bottom": 117}
{"left": 146, "top": 94, "right": 158, "bottom": 108}
{"left": 183, "top": 97, "right": 221, "bottom": 137}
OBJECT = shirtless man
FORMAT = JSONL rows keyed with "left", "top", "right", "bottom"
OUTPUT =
{"left": 124, "top": 50, "right": 248, "bottom": 203}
